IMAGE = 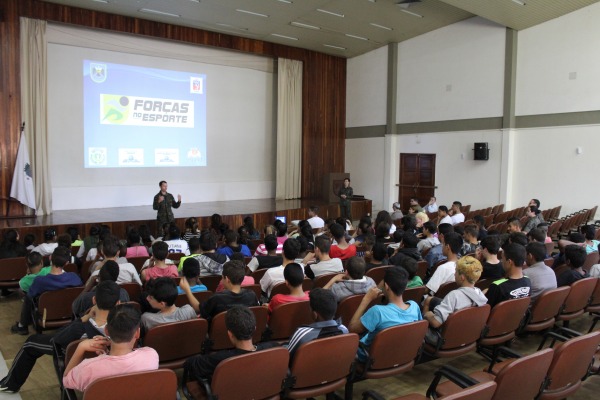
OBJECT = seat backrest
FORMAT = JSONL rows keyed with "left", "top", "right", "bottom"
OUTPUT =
{"left": 208, "top": 306, "right": 268, "bottom": 350}
{"left": 442, "top": 381, "right": 497, "bottom": 400}
{"left": 366, "top": 266, "right": 391, "bottom": 285}
{"left": 561, "top": 277, "right": 596, "bottom": 314}
{"left": 483, "top": 297, "right": 530, "bottom": 338}
{"left": 119, "top": 283, "right": 142, "bottom": 302}
{"left": 82, "top": 369, "right": 178, "bottom": 400}
{"left": 200, "top": 275, "right": 222, "bottom": 292}
{"left": 289, "top": 333, "right": 359, "bottom": 389}
{"left": 210, "top": 347, "right": 289, "bottom": 400}
{"left": 37, "top": 286, "right": 85, "bottom": 320}
{"left": 528, "top": 286, "right": 570, "bottom": 323}
{"left": 434, "top": 281, "right": 459, "bottom": 299}
{"left": 335, "top": 294, "right": 381, "bottom": 327}
{"left": 0, "top": 257, "right": 27, "bottom": 282}
{"left": 491, "top": 348, "right": 554, "bottom": 400}
{"left": 583, "top": 252, "right": 600, "bottom": 273}
{"left": 403, "top": 286, "right": 428, "bottom": 304}
{"left": 268, "top": 300, "right": 313, "bottom": 340}
{"left": 368, "top": 320, "right": 428, "bottom": 370}
{"left": 143, "top": 318, "right": 207, "bottom": 365}
{"left": 313, "top": 273, "right": 339, "bottom": 288}
{"left": 243, "top": 284, "right": 262, "bottom": 300}
{"left": 545, "top": 331, "right": 600, "bottom": 392}
{"left": 416, "top": 261, "right": 428, "bottom": 280}
{"left": 588, "top": 278, "right": 600, "bottom": 307}
{"left": 127, "top": 256, "right": 148, "bottom": 273}
{"left": 251, "top": 268, "right": 268, "bottom": 283}
{"left": 439, "top": 305, "right": 490, "bottom": 350}
{"left": 173, "top": 290, "right": 212, "bottom": 308}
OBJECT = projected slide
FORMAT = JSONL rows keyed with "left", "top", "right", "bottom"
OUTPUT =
{"left": 83, "top": 60, "right": 206, "bottom": 168}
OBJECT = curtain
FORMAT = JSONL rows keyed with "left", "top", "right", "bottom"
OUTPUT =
{"left": 275, "top": 58, "right": 303, "bottom": 200}
{"left": 20, "top": 17, "right": 51, "bottom": 215}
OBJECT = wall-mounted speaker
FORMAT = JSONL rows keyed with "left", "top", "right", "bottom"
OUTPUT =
{"left": 474, "top": 142, "right": 489, "bottom": 160}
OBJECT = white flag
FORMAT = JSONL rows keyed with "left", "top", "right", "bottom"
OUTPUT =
{"left": 10, "top": 132, "right": 36, "bottom": 210}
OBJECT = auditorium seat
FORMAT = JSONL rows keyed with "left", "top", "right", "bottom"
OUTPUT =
{"left": 555, "top": 277, "right": 597, "bottom": 328}
{"left": 263, "top": 300, "right": 313, "bottom": 341}
{"left": 32, "top": 286, "right": 85, "bottom": 333}
{"left": 519, "top": 286, "right": 570, "bottom": 334}
{"left": 84, "top": 369, "right": 178, "bottom": 400}
{"left": 143, "top": 318, "right": 207, "bottom": 369}
{"left": 477, "top": 297, "right": 530, "bottom": 358}
{"left": 0, "top": 256, "right": 27, "bottom": 290}
{"left": 204, "top": 306, "right": 267, "bottom": 352}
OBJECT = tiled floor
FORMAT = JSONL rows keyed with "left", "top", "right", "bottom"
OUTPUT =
{"left": 0, "top": 290, "right": 598, "bottom": 399}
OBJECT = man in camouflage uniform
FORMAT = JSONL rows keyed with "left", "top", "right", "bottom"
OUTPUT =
{"left": 153, "top": 181, "right": 181, "bottom": 233}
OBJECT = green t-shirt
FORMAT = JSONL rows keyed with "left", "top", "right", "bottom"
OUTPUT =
{"left": 407, "top": 275, "right": 424, "bottom": 288}
{"left": 19, "top": 266, "right": 52, "bottom": 292}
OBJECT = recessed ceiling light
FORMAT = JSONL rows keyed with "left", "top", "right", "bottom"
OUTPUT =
{"left": 188, "top": 0, "right": 200, "bottom": 3}
{"left": 236, "top": 9, "right": 269, "bottom": 17}
{"left": 271, "top": 33, "right": 298, "bottom": 40}
{"left": 291, "top": 22, "right": 321, "bottom": 30}
{"left": 400, "top": 9, "right": 423, "bottom": 18}
{"left": 370, "top": 23, "right": 392, "bottom": 31}
{"left": 139, "top": 8, "right": 181, "bottom": 18}
{"left": 345, "top": 34, "right": 368, "bottom": 41}
{"left": 277, "top": 0, "right": 293, "bottom": 3}
{"left": 323, "top": 44, "right": 346, "bottom": 50}
{"left": 216, "top": 23, "right": 248, "bottom": 31}
{"left": 317, "top": 9, "right": 345, "bottom": 18}
{"left": 511, "top": 0, "right": 526, "bottom": 5}
{"left": 91, "top": 0, "right": 108, "bottom": 3}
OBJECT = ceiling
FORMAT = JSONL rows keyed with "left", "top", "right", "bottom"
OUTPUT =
{"left": 41, "top": 0, "right": 600, "bottom": 58}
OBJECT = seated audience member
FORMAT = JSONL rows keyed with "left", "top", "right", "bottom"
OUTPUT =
{"left": 19, "top": 252, "right": 50, "bottom": 294}
{"left": 31, "top": 228, "right": 58, "bottom": 257}
{"left": 287, "top": 288, "right": 348, "bottom": 359}
{"left": 473, "top": 215, "right": 488, "bottom": 241}
{"left": 63, "top": 305, "right": 159, "bottom": 392}
{"left": 11, "top": 246, "right": 83, "bottom": 335}
{"left": 357, "top": 233, "right": 375, "bottom": 258}
{"left": 243, "top": 216, "right": 261, "bottom": 240}
{"left": 353, "top": 217, "right": 373, "bottom": 244}
{"left": 365, "top": 242, "right": 389, "bottom": 271}
{"left": 402, "top": 258, "right": 424, "bottom": 288}
{"left": 307, "top": 205, "right": 325, "bottom": 230}
{"left": 390, "top": 202, "right": 404, "bottom": 223}
{"left": 214, "top": 261, "right": 255, "bottom": 293}
{"left": 375, "top": 211, "right": 396, "bottom": 235}
{"left": 141, "top": 278, "right": 197, "bottom": 332}
{"left": 329, "top": 223, "right": 357, "bottom": 260}
{"left": 323, "top": 257, "right": 376, "bottom": 302}
{"left": 125, "top": 229, "right": 149, "bottom": 258}
{"left": 423, "top": 196, "right": 438, "bottom": 214}
{"left": 506, "top": 232, "right": 528, "bottom": 249}
{"left": 375, "top": 222, "right": 393, "bottom": 243}
{"left": 183, "top": 217, "right": 201, "bottom": 243}
{"left": 217, "top": 230, "right": 252, "bottom": 258}
{"left": 349, "top": 267, "right": 422, "bottom": 362}
{"left": 415, "top": 212, "right": 429, "bottom": 234}
{"left": 178, "top": 258, "right": 207, "bottom": 295}
{"left": 417, "top": 222, "right": 440, "bottom": 254}
{"left": 195, "top": 231, "right": 229, "bottom": 277}
{"left": 183, "top": 261, "right": 258, "bottom": 320}
{"left": 527, "top": 228, "right": 547, "bottom": 245}
{"left": 0, "top": 229, "right": 27, "bottom": 259}
{"left": 486, "top": 243, "right": 531, "bottom": 308}
{"left": 559, "top": 225, "right": 599, "bottom": 255}
{"left": 76, "top": 226, "right": 100, "bottom": 260}
{"left": 260, "top": 239, "right": 301, "bottom": 297}
{"left": 141, "top": 241, "right": 179, "bottom": 282}
{"left": 254, "top": 221, "right": 288, "bottom": 256}
{"left": 556, "top": 245, "right": 589, "bottom": 287}
{"left": 91, "top": 234, "right": 141, "bottom": 286}
{"left": 425, "top": 224, "right": 454, "bottom": 269}
{"left": 183, "top": 306, "right": 277, "bottom": 382}
{"left": 589, "top": 243, "right": 600, "bottom": 278}
{"left": 461, "top": 225, "right": 479, "bottom": 256}
{"left": 24, "top": 233, "right": 36, "bottom": 252}
{"left": 437, "top": 206, "right": 452, "bottom": 226}
{"left": 399, "top": 216, "right": 417, "bottom": 236}
{"left": 389, "top": 233, "right": 423, "bottom": 265}
{"left": 479, "top": 236, "right": 504, "bottom": 280}
{"left": 267, "top": 263, "right": 309, "bottom": 313}
{"left": 522, "top": 206, "right": 545, "bottom": 234}
{"left": 0, "top": 281, "right": 121, "bottom": 393}
{"left": 164, "top": 225, "right": 190, "bottom": 256}
{"left": 423, "top": 256, "right": 487, "bottom": 345}
{"left": 303, "top": 236, "right": 344, "bottom": 279}
{"left": 178, "top": 237, "right": 202, "bottom": 271}
{"left": 409, "top": 198, "right": 424, "bottom": 214}
{"left": 528, "top": 198, "right": 541, "bottom": 209}
{"left": 73, "top": 261, "right": 130, "bottom": 317}
{"left": 449, "top": 201, "right": 465, "bottom": 225}
{"left": 426, "top": 232, "right": 462, "bottom": 296}
{"left": 524, "top": 242, "right": 557, "bottom": 301}
{"left": 506, "top": 217, "right": 522, "bottom": 234}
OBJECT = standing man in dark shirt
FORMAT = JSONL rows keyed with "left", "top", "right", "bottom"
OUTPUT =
{"left": 338, "top": 178, "right": 353, "bottom": 221}
{"left": 152, "top": 180, "right": 181, "bottom": 234}
{"left": 485, "top": 243, "right": 531, "bottom": 308}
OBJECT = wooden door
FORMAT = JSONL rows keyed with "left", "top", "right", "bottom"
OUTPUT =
{"left": 398, "top": 153, "right": 436, "bottom": 213}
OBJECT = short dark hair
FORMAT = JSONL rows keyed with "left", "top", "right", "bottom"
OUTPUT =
{"left": 581, "top": 225, "right": 596, "bottom": 241}
{"left": 463, "top": 225, "right": 478, "bottom": 239}
{"left": 283, "top": 263, "right": 304, "bottom": 287}
{"left": 102, "top": 234, "right": 121, "bottom": 258}
{"left": 314, "top": 235, "right": 331, "bottom": 254}
{"left": 222, "top": 260, "right": 245, "bottom": 285}
{"left": 531, "top": 199, "right": 540, "bottom": 208}
{"left": 346, "top": 257, "right": 366, "bottom": 279}
{"left": 329, "top": 223, "right": 345, "bottom": 240}
{"left": 225, "top": 306, "right": 256, "bottom": 341}
{"left": 51, "top": 246, "right": 71, "bottom": 268}
{"left": 283, "top": 238, "right": 301, "bottom": 260}
{"left": 527, "top": 228, "right": 546, "bottom": 243}
{"left": 26, "top": 251, "right": 43, "bottom": 268}
{"left": 309, "top": 288, "right": 337, "bottom": 320}
{"left": 67, "top": 227, "right": 79, "bottom": 243}
{"left": 149, "top": 277, "right": 178, "bottom": 306}
{"left": 159, "top": 180, "right": 167, "bottom": 187}
{"left": 309, "top": 205, "right": 319, "bottom": 213}
{"left": 444, "top": 232, "right": 463, "bottom": 255}
{"left": 509, "top": 232, "right": 528, "bottom": 247}
{"left": 384, "top": 266, "right": 409, "bottom": 296}
{"left": 452, "top": 201, "right": 462, "bottom": 208}
{"left": 473, "top": 215, "right": 485, "bottom": 226}
{"left": 375, "top": 223, "right": 391, "bottom": 239}
{"left": 503, "top": 243, "right": 527, "bottom": 268}
{"left": 95, "top": 280, "right": 121, "bottom": 310}
{"left": 224, "top": 230, "right": 238, "bottom": 245}
{"left": 568, "top": 232, "right": 585, "bottom": 244}
{"left": 168, "top": 225, "right": 181, "bottom": 239}
{"left": 565, "top": 245, "right": 586, "bottom": 269}
{"left": 372, "top": 242, "right": 388, "bottom": 262}
{"left": 182, "top": 258, "right": 200, "bottom": 279}
{"left": 423, "top": 221, "right": 437, "bottom": 234}
{"left": 507, "top": 217, "right": 521, "bottom": 229}
{"left": 151, "top": 241, "right": 169, "bottom": 261}
{"left": 264, "top": 234, "right": 278, "bottom": 251}
{"left": 438, "top": 223, "right": 454, "bottom": 238}
{"left": 188, "top": 237, "right": 201, "bottom": 253}
{"left": 127, "top": 229, "right": 141, "bottom": 247}
{"left": 400, "top": 258, "right": 418, "bottom": 280}
{"left": 200, "top": 231, "right": 217, "bottom": 251}
{"left": 99, "top": 260, "right": 120, "bottom": 282}
{"left": 438, "top": 205, "right": 448, "bottom": 213}
{"left": 276, "top": 222, "right": 288, "bottom": 237}
{"left": 526, "top": 242, "right": 546, "bottom": 263}
{"left": 44, "top": 227, "right": 57, "bottom": 241}
{"left": 401, "top": 233, "right": 418, "bottom": 249}
{"left": 107, "top": 304, "right": 141, "bottom": 343}
{"left": 481, "top": 236, "right": 500, "bottom": 255}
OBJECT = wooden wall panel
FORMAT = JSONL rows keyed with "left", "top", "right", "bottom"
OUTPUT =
{"left": 0, "top": 0, "right": 346, "bottom": 212}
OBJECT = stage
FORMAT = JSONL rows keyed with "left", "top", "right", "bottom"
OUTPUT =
{"left": 0, "top": 198, "right": 372, "bottom": 240}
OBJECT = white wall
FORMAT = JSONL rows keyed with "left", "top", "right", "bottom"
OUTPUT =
{"left": 345, "top": 137, "right": 385, "bottom": 212}
{"left": 397, "top": 17, "right": 505, "bottom": 123}
{"left": 516, "top": 2, "right": 600, "bottom": 116}
{"left": 346, "top": 46, "right": 388, "bottom": 128}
